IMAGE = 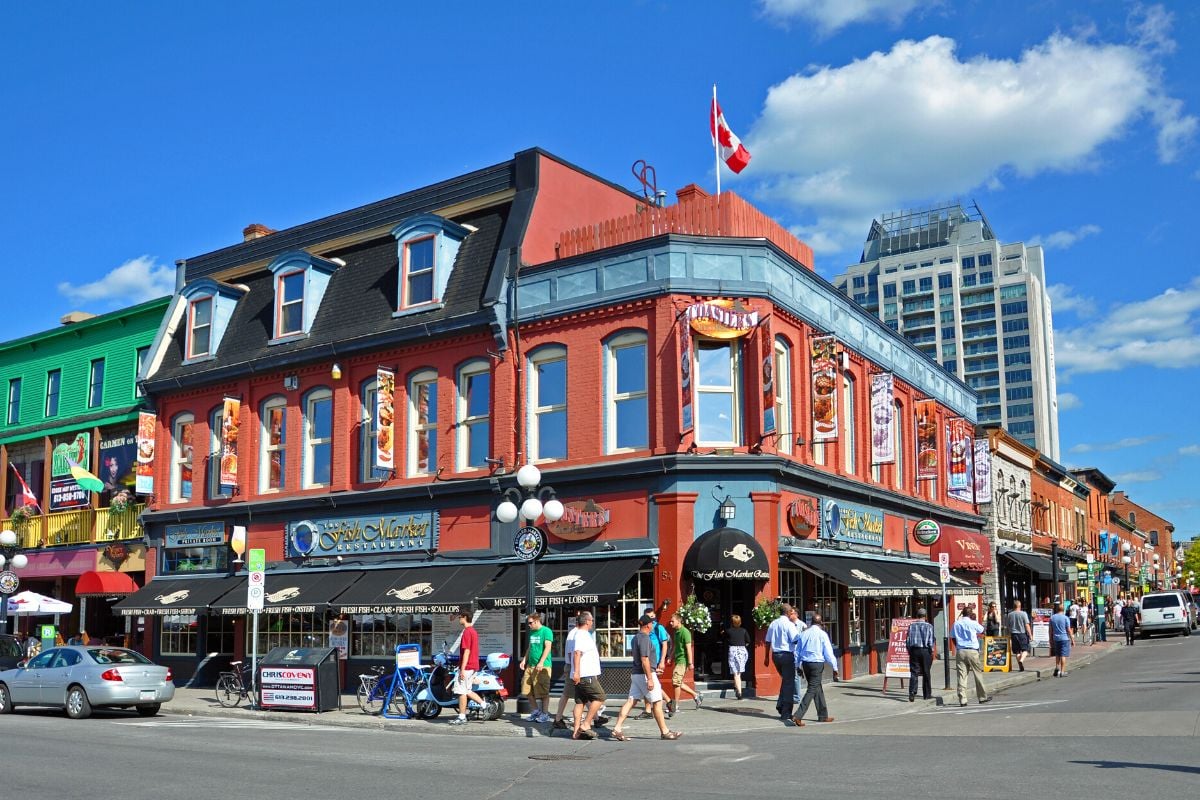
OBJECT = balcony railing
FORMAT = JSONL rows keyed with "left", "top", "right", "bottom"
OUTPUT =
{"left": 2, "top": 503, "right": 144, "bottom": 548}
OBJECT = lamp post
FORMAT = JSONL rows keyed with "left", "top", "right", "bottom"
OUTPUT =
{"left": 1121, "top": 542, "right": 1132, "bottom": 599}
{"left": 494, "top": 465, "right": 565, "bottom": 618}
{"left": 1152, "top": 553, "right": 1160, "bottom": 590}
{"left": 0, "top": 528, "right": 30, "bottom": 635}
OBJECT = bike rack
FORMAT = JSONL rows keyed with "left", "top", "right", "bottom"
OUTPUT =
{"left": 381, "top": 644, "right": 423, "bottom": 720}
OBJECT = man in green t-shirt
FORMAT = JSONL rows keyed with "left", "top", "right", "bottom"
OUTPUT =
{"left": 519, "top": 612, "right": 554, "bottom": 723}
{"left": 667, "top": 613, "right": 702, "bottom": 716}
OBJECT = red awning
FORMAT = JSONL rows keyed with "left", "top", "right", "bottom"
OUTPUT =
{"left": 74, "top": 571, "right": 140, "bottom": 597}
{"left": 929, "top": 526, "right": 992, "bottom": 571}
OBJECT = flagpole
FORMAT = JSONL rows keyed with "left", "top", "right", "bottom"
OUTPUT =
{"left": 712, "top": 84, "right": 721, "bottom": 199}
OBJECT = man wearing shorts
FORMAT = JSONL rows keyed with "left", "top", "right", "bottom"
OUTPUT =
{"left": 571, "top": 611, "right": 606, "bottom": 740}
{"left": 667, "top": 613, "right": 702, "bottom": 715}
{"left": 450, "top": 608, "right": 484, "bottom": 726}
{"left": 1004, "top": 600, "right": 1032, "bottom": 672}
{"left": 610, "top": 615, "right": 682, "bottom": 741}
{"left": 519, "top": 612, "right": 553, "bottom": 723}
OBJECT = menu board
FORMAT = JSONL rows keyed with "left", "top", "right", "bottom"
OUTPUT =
{"left": 982, "top": 636, "right": 1010, "bottom": 672}
{"left": 884, "top": 618, "right": 915, "bottom": 678}
{"left": 434, "top": 609, "right": 515, "bottom": 662}
{"left": 1031, "top": 609, "right": 1052, "bottom": 648}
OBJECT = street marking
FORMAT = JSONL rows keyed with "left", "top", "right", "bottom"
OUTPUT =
{"left": 929, "top": 699, "right": 1069, "bottom": 715}
{"left": 114, "top": 717, "right": 364, "bottom": 732}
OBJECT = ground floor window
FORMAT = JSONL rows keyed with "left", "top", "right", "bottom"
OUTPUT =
{"left": 777, "top": 568, "right": 806, "bottom": 611}
{"left": 813, "top": 576, "right": 841, "bottom": 648}
{"left": 161, "top": 614, "right": 197, "bottom": 656}
{"left": 351, "top": 613, "right": 433, "bottom": 657}
{"left": 536, "top": 569, "right": 654, "bottom": 660}
{"left": 244, "top": 612, "right": 328, "bottom": 653}
{"left": 871, "top": 599, "right": 890, "bottom": 644}
{"left": 206, "top": 614, "right": 237, "bottom": 655}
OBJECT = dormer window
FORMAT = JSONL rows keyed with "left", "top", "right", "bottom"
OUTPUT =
{"left": 391, "top": 214, "right": 469, "bottom": 317}
{"left": 266, "top": 251, "right": 341, "bottom": 343}
{"left": 178, "top": 279, "right": 247, "bottom": 364}
{"left": 188, "top": 297, "right": 213, "bottom": 358}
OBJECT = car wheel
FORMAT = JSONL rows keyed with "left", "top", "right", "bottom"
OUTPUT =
{"left": 1182, "top": 625, "right": 1191, "bottom": 637}
{"left": 0, "top": 683, "right": 12, "bottom": 714}
{"left": 136, "top": 704, "right": 161, "bottom": 717}
{"left": 66, "top": 685, "right": 93, "bottom": 720}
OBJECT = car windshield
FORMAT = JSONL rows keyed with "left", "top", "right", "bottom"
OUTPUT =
{"left": 86, "top": 648, "right": 152, "bottom": 665}
{"left": 1141, "top": 595, "right": 1181, "bottom": 610}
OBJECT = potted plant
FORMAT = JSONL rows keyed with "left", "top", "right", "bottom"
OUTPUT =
{"left": 108, "top": 490, "right": 132, "bottom": 514}
{"left": 9, "top": 505, "right": 33, "bottom": 525}
{"left": 678, "top": 594, "right": 712, "bottom": 634}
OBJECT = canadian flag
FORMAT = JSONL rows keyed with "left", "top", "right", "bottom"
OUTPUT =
{"left": 10, "top": 464, "right": 40, "bottom": 512}
{"left": 710, "top": 99, "right": 751, "bottom": 174}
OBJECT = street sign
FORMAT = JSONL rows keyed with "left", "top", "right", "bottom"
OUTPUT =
{"left": 938, "top": 552, "right": 950, "bottom": 584}
{"left": 247, "top": 548, "right": 265, "bottom": 611}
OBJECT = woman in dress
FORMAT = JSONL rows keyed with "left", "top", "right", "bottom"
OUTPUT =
{"left": 725, "top": 614, "right": 751, "bottom": 700}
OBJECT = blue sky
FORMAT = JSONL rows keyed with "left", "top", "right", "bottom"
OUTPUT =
{"left": 2, "top": 1, "right": 1197, "bottom": 538}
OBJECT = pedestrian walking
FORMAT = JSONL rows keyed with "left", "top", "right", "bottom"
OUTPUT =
{"left": 1050, "top": 602, "right": 1073, "bottom": 676}
{"left": 635, "top": 606, "right": 670, "bottom": 719}
{"left": 1004, "top": 600, "right": 1032, "bottom": 672}
{"left": 519, "top": 612, "right": 553, "bottom": 723}
{"left": 791, "top": 613, "right": 838, "bottom": 726}
{"left": 1077, "top": 601, "right": 1091, "bottom": 645}
{"left": 1120, "top": 599, "right": 1140, "bottom": 646}
{"left": 724, "top": 613, "right": 750, "bottom": 700}
{"left": 952, "top": 607, "right": 990, "bottom": 707}
{"left": 984, "top": 602, "right": 1002, "bottom": 637}
{"left": 550, "top": 618, "right": 580, "bottom": 730}
{"left": 609, "top": 615, "right": 683, "bottom": 742}
{"left": 1095, "top": 599, "right": 1107, "bottom": 642}
{"left": 449, "top": 608, "right": 485, "bottom": 726}
{"left": 905, "top": 608, "right": 936, "bottom": 701}
{"left": 766, "top": 604, "right": 800, "bottom": 721}
{"left": 570, "top": 611, "right": 606, "bottom": 740}
{"left": 667, "top": 613, "right": 702, "bottom": 715}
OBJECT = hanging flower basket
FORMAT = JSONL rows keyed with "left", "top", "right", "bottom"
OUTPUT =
{"left": 752, "top": 596, "right": 784, "bottom": 629}
{"left": 9, "top": 505, "right": 33, "bottom": 525}
{"left": 109, "top": 490, "right": 132, "bottom": 515}
{"left": 678, "top": 594, "right": 712, "bottom": 634}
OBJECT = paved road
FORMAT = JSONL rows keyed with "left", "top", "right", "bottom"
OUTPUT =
{"left": 2, "top": 635, "right": 1196, "bottom": 799}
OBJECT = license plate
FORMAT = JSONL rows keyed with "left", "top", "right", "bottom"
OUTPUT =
{"left": 140, "top": 690, "right": 155, "bottom": 700}
{"left": 1164, "top": 613, "right": 1175, "bottom": 619}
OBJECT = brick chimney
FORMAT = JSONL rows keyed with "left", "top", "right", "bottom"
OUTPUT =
{"left": 243, "top": 223, "right": 275, "bottom": 241}
{"left": 675, "top": 184, "right": 710, "bottom": 204}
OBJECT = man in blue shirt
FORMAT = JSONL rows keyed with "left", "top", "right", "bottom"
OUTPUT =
{"left": 791, "top": 613, "right": 838, "bottom": 726}
{"left": 1050, "top": 602, "right": 1074, "bottom": 677}
{"left": 766, "top": 604, "right": 803, "bottom": 721}
{"left": 904, "top": 608, "right": 937, "bottom": 702}
{"left": 951, "top": 607, "right": 990, "bottom": 707}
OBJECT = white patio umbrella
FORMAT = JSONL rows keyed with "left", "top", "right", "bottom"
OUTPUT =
{"left": 6, "top": 590, "right": 73, "bottom": 616}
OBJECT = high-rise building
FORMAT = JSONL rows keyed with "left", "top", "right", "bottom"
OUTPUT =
{"left": 833, "top": 202, "right": 1060, "bottom": 459}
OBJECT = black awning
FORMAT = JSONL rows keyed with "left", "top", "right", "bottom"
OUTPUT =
{"left": 1000, "top": 550, "right": 1056, "bottom": 578}
{"left": 477, "top": 558, "right": 647, "bottom": 609}
{"left": 683, "top": 527, "right": 770, "bottom": 580}
{"left": 786, "top": 553, "right": 944, "bottom": 598}
{"left": 209, "top": 571, "right": 364, "bottom": 615}
{"left": 331, "top": 564, "right": 500, "bottom": 615}
{"left": 113, "top": 575, "right": 244, "bottom": 617}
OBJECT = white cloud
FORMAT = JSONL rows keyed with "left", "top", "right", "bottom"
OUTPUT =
{"left": 1180, "top": 445, "right": 1200, "bottom": 456}
{"left": 1047, "top": 284, "right": 1097, "bottom": 318}
{"left": 1054, "top": 276, "right": 1200, "bottom": 375}
{"left": 1057, "top": 392, "right": 1082, "bottom": 410}
{"left": 58, "top": 256, "right": 174, "bottom": 307}
{"left": 1029, "top": 224, "right": 1102, "bottom": 250}
{"left": 1113, "top": 470, "right": 1162, "bottom": 484}
{"left": 745, "top": 33, "right": 1196, "bottom": 254}
{"left": 760, "top": 0, "right": 929, "bottom": 34}
{"left": 1069, "top": 435, "right": 1161, "bottom": 454}
{"left": 1129, "top": 3, "right": 1176, "bottom": 55}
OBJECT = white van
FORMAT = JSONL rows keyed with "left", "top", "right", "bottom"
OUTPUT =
{"left": 1138, "top": 590, "right": 1194, "bottom": 638}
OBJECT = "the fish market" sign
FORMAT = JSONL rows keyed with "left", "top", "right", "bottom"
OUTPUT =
{"left": 286, "top": 511, "right": 439, "bottom": 557}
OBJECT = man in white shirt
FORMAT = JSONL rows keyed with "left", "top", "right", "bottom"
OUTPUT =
{"left": 570, "top": 611, "right": 606, "bottom": 740}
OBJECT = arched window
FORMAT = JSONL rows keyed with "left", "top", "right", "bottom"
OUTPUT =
{"left": 408, "top": 369, "right": 438, "bottom": 476}
{"left": 842, "top": 371, "right": 856, "bottom": 474}
{"left": 696, "top": 338, "right": 741, "bottom": 446}
{"left": 359, "top": 378, "right": 389, "bottom": 482}
{"left": 259, "top": 396, "right": 287, "bottom": 493}
{"left": 170, "top": 413, "right": 194, "bottom": 503}
{"left": 893, "top": 400, "right": 904, "bottom": 490}
{"left": 529, "top": 346, "right": 567, "bottom": 461}
{"left": 208, "top": 406, "right": 232, "bottom": 500}
{"left": 456, "top": 361, "right": 491, "bottom": 471}
{"left": 774, "top": 338, "right": 792, "bottom": 455}
{"left": 606, "top": 331, "right": 648, "bottom": 452}
{"left": 302, "top": 388, "right": 333, "bottom": 488}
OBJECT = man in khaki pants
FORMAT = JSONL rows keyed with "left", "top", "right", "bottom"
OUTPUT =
{"left": 951, "top": 607, "right": 991, "bottom": 707}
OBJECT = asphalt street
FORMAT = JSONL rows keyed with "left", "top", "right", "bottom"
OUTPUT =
{"left": 1, "top": 635, "right": 1196, "bottom": 800}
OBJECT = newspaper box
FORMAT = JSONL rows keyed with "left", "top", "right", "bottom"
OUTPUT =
{"left": 259, "top": 646, "right": 342, "bottom": 712}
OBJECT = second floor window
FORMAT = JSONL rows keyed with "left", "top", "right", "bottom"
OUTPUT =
{"left": 188, "top": 297, "right": 213, "bottom": 358}
{"left": 303, "top": 389, "right": 333, "bottom": 487}
{"left": 7, "top": 378, "right": 20, "bottom": 425}
{"left": 277, "top": 271, "right": 305, "bottom": 337}
{"left": 607, "top": 333, "right": 648, "bottom": 452}
{"left": 171, "top": 414, "right": 194, "bottom": 502}
{"left": 893, "top": 400, "right": 905, "bottom": 491}
{"left": 209, "top": 407, "right": 233, "bottom": 499}
{"left": 45, "top": 370, "right": 60, "bottom": 417}
{"left": 89, "top": 359, "right": 105, "bottom": 408}
{"left": 842, "top": 372, "right": 856, "bottom": 474}
{"left": 260, "top": 397, "right": 287, "bottom": 492}
{"left": 774, "top": 339, "right": 791, "bottom": 455}
{"left": 409, "top": 370, "right": 437, "bottom": 476}
{"left": 457, "top": 362, "right": 491, "bottom": 470}
{"left": 696, "top": 339, "right": 740, "bottom": 446}
{"left": 530, "top": 348, "right": 567, "bottom": 461}
{"left": 360, "top": 379, "right": 390, "bottom": 482}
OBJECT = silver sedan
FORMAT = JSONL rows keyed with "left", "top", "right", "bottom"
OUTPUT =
{"left": 0, "top": 645, "right": 175, "bottom": 719}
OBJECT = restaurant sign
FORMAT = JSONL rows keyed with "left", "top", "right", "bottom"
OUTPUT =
{"left": 685, "top": 299, "right": 759, "bottom": 339}
{"left": 823, "top": 499, "right": 884, "bottom": 547}
{"left": 286, "top": 511, "right": 439, "bottom": 557}
{"left": 545, "top": 500, "right": 611, "bottom": 541}
{"left": 165, "top": 522, "right": 226, "bottom": 549}
{"left": 787, "top": 497, "right": 819, "bottom": 537}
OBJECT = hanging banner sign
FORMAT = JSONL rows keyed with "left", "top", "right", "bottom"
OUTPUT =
{"left": 685, "top": 299, "right": 759, "bottom": 339}
{"left": 50, "top": 433, "right": 91, "bottom": 512}
{"left": 98, "top": 432, "right": 137, "bottom": 496}
{"left": 811, "top": 335, "right": 838, "bottom": 442}
{"left": 915, "top": 399, "right": 938, "bottom": 481}
{"left": 870, "top": 372, "right": 895, "bottom": 464}
{"left": 761, "top": 318, "right": 776, "bottom": 436}
{"left": 219, "top": 397, "right": 240, "bottom": 488}
{"left": 136, "top": 412, "right": 156, "bottom": 495}
{"left": 375, "top": 368, "right": 396, "bottom": 470}
{"left": 973, "top": 439, "right": 992, "bottom": 502}
{"left": 679, "top": 317, "right": 694, "bottom": 435}
{"left": 946, "top": 417, "right": 973, "bottom": 502}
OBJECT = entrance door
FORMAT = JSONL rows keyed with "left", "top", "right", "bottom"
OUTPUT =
{"left": 690, "top": 579, "right": 757, "bottom": 686}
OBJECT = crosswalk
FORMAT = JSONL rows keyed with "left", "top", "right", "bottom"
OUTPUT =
{"left": 114, "top": 716, "right": 364, "bottom": 732}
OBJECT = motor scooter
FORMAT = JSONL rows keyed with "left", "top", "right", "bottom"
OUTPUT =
{"left": 412, "top": 645, "right": 509, "bottom": 720}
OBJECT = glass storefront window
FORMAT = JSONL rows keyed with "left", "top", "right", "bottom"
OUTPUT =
{"left": 778, "top": 568, "right": 805, "bottom": 611}
{"left": 872, "top": 599, "right": 889, "bottom": 643}
{"left": 207, "top": 614, "right": 237, "bottom": 655}
{"left": 535, "top": 570, "right": 654, "bottom": 660}
{"left": 161, "top": 614, "right": 198, "bottom": 656}
{"left": 161, "top": 545, "right": 229, "bottom": 575}
{"left": 245, "top": 612, "right": 328, "bottom": 653}
{"left": 350, "top": 613, "right": 433, "bottom": 657}
{"left": 813, "top": 576, "right": 840, "bottom": 648}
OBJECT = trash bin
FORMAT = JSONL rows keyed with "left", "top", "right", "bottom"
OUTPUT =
{"left": 258, "top": 646, "right": 342, "bottom": 712}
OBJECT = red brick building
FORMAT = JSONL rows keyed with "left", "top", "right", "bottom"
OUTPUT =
{"left": 1110, "top": 492, "right": 1176, "bottom": 591}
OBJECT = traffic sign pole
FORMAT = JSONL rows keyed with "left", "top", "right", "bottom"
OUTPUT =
{"left": 939, "top": 552, "right": 951, "bottom": 690}
{"left": 247, "top": 548, "right": 265, "bottom": 708}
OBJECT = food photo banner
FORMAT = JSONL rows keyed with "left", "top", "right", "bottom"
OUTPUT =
{"left": 915, "top": 399, "right": 938, "bottom": 480}
{"left": 811, "top": 335, "right": 838, "bottom": 442}
{"left": 136, "top": 412, "right": 156, "bottom": 495}
{"left": 219, "top": 397, "right": 240, "bottom": 487}
{"left": 946, "top": 417, "right": 973, "bottom": 502}
{"left": 870, "top": 372, "right": 895, "bottom": 464}
{"left": 679, "top": 314, "right": 694, "bottom": 435}
{"left": 375, "top": 367, "right": 395, "bottom": 470}
{"left": 973, "top": 439, "right": 992, "bottom": 501}
{"left": 761, "top": 317, "right": 776, "bottom": 436}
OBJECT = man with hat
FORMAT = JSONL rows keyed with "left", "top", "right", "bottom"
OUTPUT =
{"left": 608, "top": 615, "right": 683, "bottom": 741}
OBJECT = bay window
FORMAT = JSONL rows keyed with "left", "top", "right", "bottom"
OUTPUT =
{"left": 695, "top": 339, "right": 740, "bottom": 446}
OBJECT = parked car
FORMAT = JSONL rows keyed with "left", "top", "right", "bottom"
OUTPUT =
{"left": 0, "top": 635, "right": 22, "bottom": 671}
{"left": 1138, "top": 590, "right": 1194, "bottom": 638}
{"left": 0, "top": 645, "right": 175, "bottom": 719}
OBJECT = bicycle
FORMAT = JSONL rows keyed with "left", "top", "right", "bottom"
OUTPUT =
{"left": 215, "top": 661, "right": 255, "bottom": 708}
{"left": 357, "top": 664, "right": 426, "bottom": 717}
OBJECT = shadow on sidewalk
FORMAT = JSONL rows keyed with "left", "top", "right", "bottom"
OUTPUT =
{"left": 1071, "top": 760, "right": 1200, "bottom": 776}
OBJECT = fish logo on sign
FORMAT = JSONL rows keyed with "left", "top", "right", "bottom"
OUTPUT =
{"left": 386, "top": 582, "right": 434, "bottom": 601}
{"left": 911, "top": 572, "right": 938, "bottom": 586}
{"left": 849, "top": 569, "right": 881, "bottom": 585}
{"left": 723, "top": 544, "right": 756, "bottom": 563}
{"left": 266, "top": 587, "right": 301, "bottom": 603}
{"left": 536, "top": 575, "right": 585, "bottom": 593}
{"left": 155, "top": 590, "right": 190, "bottom": 605}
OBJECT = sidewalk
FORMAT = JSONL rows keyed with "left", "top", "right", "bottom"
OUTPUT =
{"left": 160, "top": 640, "right": 1115, "bottom": 738}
